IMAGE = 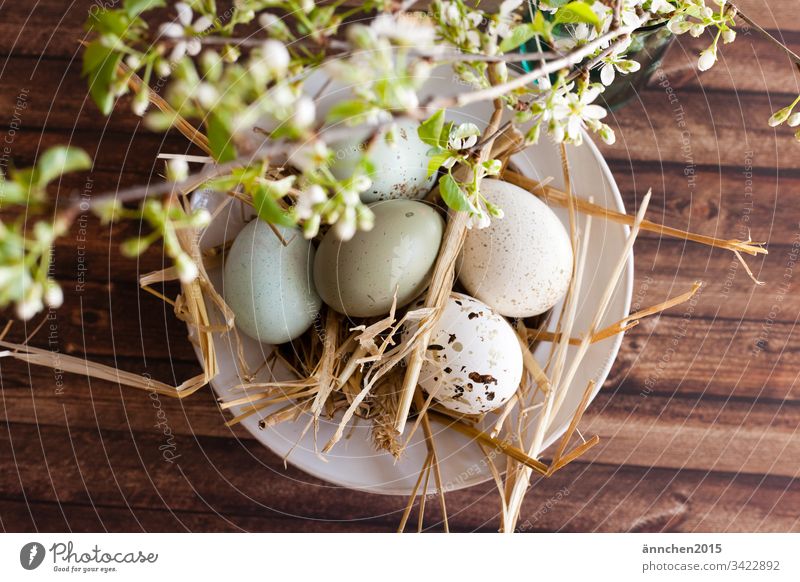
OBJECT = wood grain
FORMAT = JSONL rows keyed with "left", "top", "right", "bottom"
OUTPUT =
{"left": 2, "top": 0, "right": 800, "bottom": 532}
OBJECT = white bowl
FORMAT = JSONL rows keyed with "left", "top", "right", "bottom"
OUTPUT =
{"left": 189, "top": 71, "right": 632, "bottom": 495}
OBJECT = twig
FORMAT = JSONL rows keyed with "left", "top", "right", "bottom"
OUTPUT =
{"left": 427, "top": 18, "right": 645, "bottom": 110}
{"left": 729, "top": 4, "right": 800, "bottom": 68}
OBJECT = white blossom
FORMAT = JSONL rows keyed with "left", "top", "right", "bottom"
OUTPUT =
{"left": 295, "top": 185, "right": 327, "bottom": 219}
{"left": 551, "top": 85, "right": 608, "bottom": 144}
{"left": 158, "top": 2, "right": 213, "bottom": 62}
{"left": 648, "top": 0, "right": 675, "bottom": 14}
{"left": 370, "top": 13, "right": 435, "bottom": 47}
{"left": 448, "top": 123, "right": 480, "bottom": 150}
{"left": 599, "top": 37, "right": 642, "bottom": 86}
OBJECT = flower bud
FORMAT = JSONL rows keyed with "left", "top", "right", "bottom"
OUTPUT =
{"left": 175, "top": 252, "right": 199, "bottom": 283}
{"left": 44, "top": 281, "right": 64, "bottom": 309}
{"left": 667, "top": 18, "right": 693, "bottom": 35}
{"left": 356, "top": 205, "right": 374, "bottom": 231}
{"left": 166, "top": 158, "right": 189, "bottom": 182}
{"left": 302, "top": 213, "right": 321, "bottom": 239}
{"left": 131, "top": 89, "right": 149, "bottom": 116}
{"left": 787, "top": 112, "right": 800, "bottom": 127}
{"left": 195, "top": 83, "right": 219, "bottom": 109}
{"left": 125, "top": 54, "right": 142, "bottom": 69}
{"left": 200, "top": 50, "right": 223, "bottom": 81}
{"left": 189, "top": 208, "right": 212, "bottom": 228}
{"left": 697, "top": 47, "right": 717, "bottom": 71}
{"left": 768, "top": 105, "right": 793, "bottom": 127}
{"left": 599, "top": 124, "right": 616, "bottom": 145}
{"left": 334, "top": 207, "right": 357, "bottom": 240}
{"left": 262, "top": 40, "right": 290, "bottom": 74}
{"left": 156, "top": 59, "right": 173, "bottom": 78}
{"left": 292, "top": 96, "right": 316, "bottom": 129}
{"left": 121, "top": 237, "right": 151, "bottom": 257}
{"left": 16, "top": 287, "right": 44, "bottom": 320}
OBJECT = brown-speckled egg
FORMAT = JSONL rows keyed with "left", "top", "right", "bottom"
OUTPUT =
{"left": 412, "top": 292, "right": 523, "bottom": 415}
{"left": 328, "top": 119, "right": 437, "bottom": 203}
{"left": 458, "top": 178, "right": 573, "bottom": 318}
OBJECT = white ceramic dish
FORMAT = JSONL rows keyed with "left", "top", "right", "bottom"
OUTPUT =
{"left": 189, "top": 70, "right": 632, "bottom": 495}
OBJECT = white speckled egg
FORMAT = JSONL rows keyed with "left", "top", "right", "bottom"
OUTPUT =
{"left": 329, "top": 119, "right": 437, "bottom": 203}
{"left": 458, "top": 179, "right": 573, "bottom": 318}
{"left": 314, "top": 200, "right": 444, "bottom": 318}
{"left": 412, "top": 293, "right": 523, "bottom": 415}
{"left": 224, "top": 220, "right": 320, "bottom": 344}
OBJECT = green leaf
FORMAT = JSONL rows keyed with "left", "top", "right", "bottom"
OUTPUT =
{"left": 261, "top": 176, "right": 296, "bottom": 198}
{"left": 121, "top": 236, "right": 153, "bottom": 257}
{"left": 418, "top": 110, "right": 446, "bottom": 148}
{"left": 426, "top": 150, "right": 452, "bottom": 178}
{"left": 35, "top": 147, "right": 92, "bottom": 186}
{"left": 554, "top": 1, "right": 602, "bottom": 30}
{"left": 499, "top": 23, "right": 540, "bottom": 53}
{"left": 82, "top": 41, "right": 113, "bottom": 76}
{"left": 123, "top": 0, "right": 165, "bottom": 17}
{"left": 252, "top": 185, "right": 295, "bottom": 227}
{"left": 326, "top": 100, "right": 374, "bottom": 125}
{"left": 0, "top": 175, "right": 28, "bottom": 206}
{"left": 86, "top": 9, "right": 132, "bottom": 36}
{"left": 207, "top": 113, "right": 237, "bottom": 163}
{"left": 204, "top": 166, "right": 261, "bottom": 192}
{"left": 439, "top": 173, "right": 473, "bottom": 213}
{"left": 87, "top": 50, "right": 122, "bottom": 115}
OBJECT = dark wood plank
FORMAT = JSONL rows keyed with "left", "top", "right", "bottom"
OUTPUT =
{"left": 600, "top": 90, "right": 798, "bottom": 168}
{"left": 3, "top": 346, "right": 799, "bottom": 477}
{"left": 612, "top": 313, "right": 800, "bottom": 402}
{"left": 583, "top": 391, "right": 800, "bottom": 479}
{"left": 1, "top": 421, "right": 798, "bottom": 532}
{"left": 3, "top": 279, "right": 197, "bottom": 363}
{"left": 0, "top": 498, "right": 396, "bottom": 533}
{"left": 660, "top": 32, "right": 800, "bottom": 95}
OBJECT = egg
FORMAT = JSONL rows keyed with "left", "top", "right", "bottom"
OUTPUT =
{"left": 314, "top": 200, "right": 444, "bottom": 318}
{"left": 411, "top": 293, "right": 523, "bottom": 415}
{"left": 224, "top": 220, "right": 321, "bottom": 344}
{"left": 329, "top": 119, "right": 437, "bottom": 203}
{"left": 458, "top": 178, "right": 573, "bottom": 318}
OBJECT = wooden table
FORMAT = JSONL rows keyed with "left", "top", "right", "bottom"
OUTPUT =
{"left": 1, "top": 0, "right": 798, "bottom": 532}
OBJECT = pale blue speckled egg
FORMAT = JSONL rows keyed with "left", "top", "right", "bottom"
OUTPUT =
{"left": 329, "top": 120, "right": 437, "bottom": 203}
{"left": 224, "top": 220, "right": 320, "bottom": 344}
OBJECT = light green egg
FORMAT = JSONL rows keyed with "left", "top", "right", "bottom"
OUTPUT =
{"left": 314, "top": 200, "right": 444, "bottom": 318}
{"left": 224, "top": 220, "right": 321, "bottom": 344}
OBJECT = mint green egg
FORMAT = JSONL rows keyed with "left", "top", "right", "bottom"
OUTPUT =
{"left": 224, "top": 220, "right": 320, "bottom": 344}
{"left": 313, "top": 200, "right": 444, "bottom": 318}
